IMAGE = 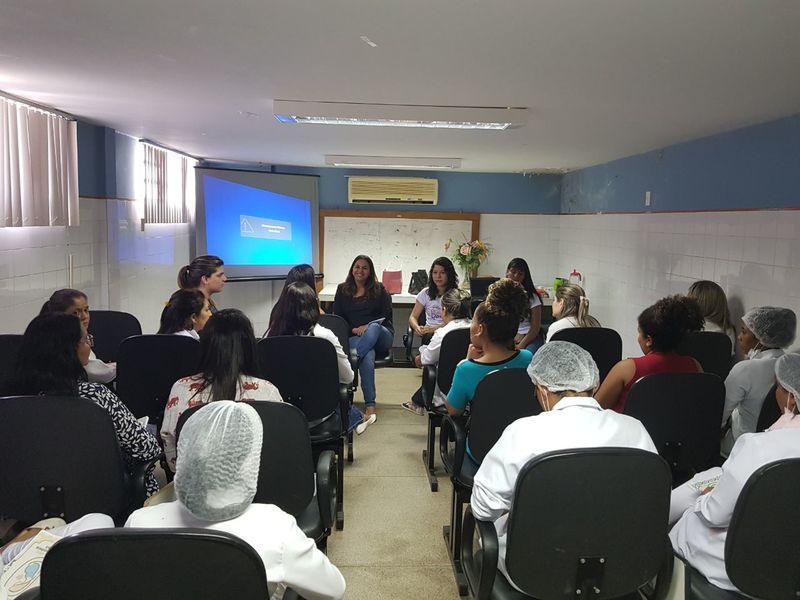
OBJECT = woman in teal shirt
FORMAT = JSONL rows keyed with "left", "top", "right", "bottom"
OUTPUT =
{"left": 447, "top": 279, "right": 534, "bottom": 416}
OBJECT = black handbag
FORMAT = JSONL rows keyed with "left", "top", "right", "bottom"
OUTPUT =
{"left": 408, "top": 270, "right": 428, "bottom": 294}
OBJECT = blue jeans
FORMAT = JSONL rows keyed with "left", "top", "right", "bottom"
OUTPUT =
{"left": 350, "top": 323, "right": 393, "bottom": 407}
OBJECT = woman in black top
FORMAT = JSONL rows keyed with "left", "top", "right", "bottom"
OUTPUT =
{"left": 333, "top": 255, "right": 393, "bottom": 431}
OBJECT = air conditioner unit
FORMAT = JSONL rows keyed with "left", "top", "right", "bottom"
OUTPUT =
{"left": 348, "top": 177, "right": 438, "bottom": 205}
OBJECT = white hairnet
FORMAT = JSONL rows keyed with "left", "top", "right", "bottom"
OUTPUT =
{"left": 527, "top": 341, "right": 599, "bottom": 393}
{"left": 775, "top": 353, "right": 800, "bottom": 401}
{"left": 742, "top": 306, "right": 797, "bottom": 348}
{"left": 175, "top": 401, "right": 262, "bottom": 522}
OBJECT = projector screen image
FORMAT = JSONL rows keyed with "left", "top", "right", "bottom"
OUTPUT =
{"left": 195, "top": 168, "right": 319, "bottom": 279}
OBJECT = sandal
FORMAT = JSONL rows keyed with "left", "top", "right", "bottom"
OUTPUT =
{"left": 401, "top": 401, "right": 426, "bottom": 416}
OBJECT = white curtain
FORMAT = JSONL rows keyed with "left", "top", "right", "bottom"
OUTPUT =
{"left": 143, "top": 143, "right": 193, "bottom": 224}
{"left": 0, "top": 96, "right": 79, "bottom": 227}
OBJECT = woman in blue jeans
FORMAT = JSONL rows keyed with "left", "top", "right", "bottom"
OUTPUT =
{"left": 333, "top": 255, "right": 394, "bottom": 434}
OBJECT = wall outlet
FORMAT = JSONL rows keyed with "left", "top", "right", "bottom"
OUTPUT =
{"left": 645, "top": 191, "right": 652, "bottom": 207}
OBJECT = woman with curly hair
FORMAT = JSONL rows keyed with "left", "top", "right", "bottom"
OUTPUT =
{"left": 446, "top": 278, "right": 533, "bottom": 418}
{"left": 596, "top": 295, "right": 704, "bottom": 412}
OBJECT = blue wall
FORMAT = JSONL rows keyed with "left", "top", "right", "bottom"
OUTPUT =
{"left": 77, "top": 122, "right": 117, "bottom": 198}
{"left": 562, "top": 114, "right": 800, "bottom": 213}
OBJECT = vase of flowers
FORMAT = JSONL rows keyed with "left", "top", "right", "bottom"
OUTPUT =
{"left": 445, "top": 238, "right": 492, "bottom": 288}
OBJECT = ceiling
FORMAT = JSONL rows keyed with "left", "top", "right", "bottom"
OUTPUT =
{"left": 1, "top": 0, "right": 799, "bottom": 172}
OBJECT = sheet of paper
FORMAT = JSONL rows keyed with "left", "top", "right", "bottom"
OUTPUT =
{"left": 1, "top": 530, "right": 61, "bottom": 599}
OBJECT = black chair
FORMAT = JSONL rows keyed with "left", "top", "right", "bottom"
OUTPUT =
{"left": 682, "top": 458, "right": 800, "bottom": 600}
{"left": 756, "top": 384, "right": 780, "bottom": 432}
{"left": 624, "top": 372, "right": 725, "bottom": 485}
{"left": 439, "top": 368, "right": 539, "bottom": 596}
{"left": 678, "top": 331, "right": 733, "bottom": 381}
{"left": 470, "top": 277, "right": 500, "bottom": 316}
{"left": 16, "top": 527, "right": 296, "bottom": 600}
{"left": 176, "top": 401, "right": 336, "bottom": 550}
{"left": 421, "top": 327, "right": 471, "bottom": 492}
{"left": 0, "top": 396, "right": 155, "bottom": 526}
{"left": 115, "top": 334, "right": 200, "bottom": 427}
{"left": 461, "top": 448, "right": 673, "bottom": 600}
{"left": 319, "top": 313, "right": 359, "bottom": 462}
{"left": 256, "top": 336, "right": 348, "bottom": 530}
{"left": 549, "top": 327, "right": 623, "bottom": 383}
{"left": 0, "top": 333, "right": 23, "bottom": 389}
{"left": 87, "top": 310, "right": 142, "bottom": 363}
{"left": 403, "top": 310, "right": 427, "bottom": 363}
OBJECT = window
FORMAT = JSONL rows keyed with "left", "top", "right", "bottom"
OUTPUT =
{"left": 0, "top": 95, "right": 79, "bottom": 227}
{"left": 138, "top": 142, "right": 196, "bottom": 224}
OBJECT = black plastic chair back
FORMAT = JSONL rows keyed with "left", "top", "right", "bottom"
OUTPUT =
{"left": 756, "top": 384, "right": 780, "bottom": 432}
{"left": 468, "top": 369, "right": 540, "bottom": 463}
{"left": 677, "top": 331, "right": 733, "bottom": 380}
{"left": 726, "top": 458, "right": 800, "bottom": 600}
{"left": 506, "top": 448, "right": 671, "bottom": 599}
{"left": 0, "top": 334, "right": 23, "bottom": 390}
{"left": 256, "top": 336, "right": 340, "bottom": 423}
{"left": 469, "top": 277, "right": 500, "bottom": 300}
{"left": 39, "top": 528, "right": 268, "bottom": 600}
{"left": 87, "top": 310, "right": 142, "bottom": 363}
{"left": 176, "top": 401, "right": 315, "bottom": 517}
{"left": 436, "top": 328, "right": 471, "bottom": 398}
{"left": 624, "top": 372, "right": 725, "bottom": 484}
{"left": 549, "top": 327, "right": 622, "bottom": 383}
{"left": 318, "top": 314, "right": 352, "bottom": 355}
{"left": 0, "top": 395, "right": 133, "bottom": 523}
{"left": 115, "top": 335, "right": 200, "bottom": 422}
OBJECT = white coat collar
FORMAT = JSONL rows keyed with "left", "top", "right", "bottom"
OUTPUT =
{"left": 551, "top": 396, "right": 602, "bottom": 412}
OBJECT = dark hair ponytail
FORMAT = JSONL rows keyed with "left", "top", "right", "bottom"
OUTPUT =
{"left": 178, "top": 255, "right": 224, "bottom": 289}
{"left": 638, "top": 295, "right": 704, "bottom": 352}
{"left": 158, "top": 289, "right": 206, "bottom": 334}
{"left": 40, "top": 289, "right": 87, "bottom": 315}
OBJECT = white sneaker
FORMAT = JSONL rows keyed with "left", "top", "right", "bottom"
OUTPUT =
{"left": 356, "top": 413, "right": 377, "bottom": 435}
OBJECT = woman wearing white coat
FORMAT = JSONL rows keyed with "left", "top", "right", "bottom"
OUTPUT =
{"left": 670, "top": 353, "right": 800, "bottom": 593}
{"left": 721, "top": 306, "right": 796, "bottom": 455}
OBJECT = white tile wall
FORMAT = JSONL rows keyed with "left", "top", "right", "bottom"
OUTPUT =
{"left": 483, "top": 210, "right": 800, "bottom": 358}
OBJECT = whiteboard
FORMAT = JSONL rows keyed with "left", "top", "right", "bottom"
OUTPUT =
{"left": 323, "top": 216, "right": 475, "bottom": 287}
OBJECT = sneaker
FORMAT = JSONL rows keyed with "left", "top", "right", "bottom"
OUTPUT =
{"left": 401, "top": 401, "right": 426, "bottom": 416}
{"left": 356, "top": 413, "right": 377, "bottom": 435}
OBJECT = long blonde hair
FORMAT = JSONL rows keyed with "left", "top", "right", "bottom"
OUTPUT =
{"left": 555, "top": 283, "right": 600, "bottom": 328}
{"left": 687, "top": 280, "right": 734, "bottom": 334}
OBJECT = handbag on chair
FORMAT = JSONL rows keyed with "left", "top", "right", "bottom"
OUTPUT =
{"left": 408, "top": 270, "right": 428, "bottom": 294}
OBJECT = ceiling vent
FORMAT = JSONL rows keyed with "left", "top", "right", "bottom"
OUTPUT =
{"left": 348, "top": 177, "right": 438, "bottom": 205}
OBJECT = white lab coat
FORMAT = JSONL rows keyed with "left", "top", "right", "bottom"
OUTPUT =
{"left": 471, "top": 397, "right": 657, "bottom": 590}
{"left": 721, "top": 348, "right": 784, "bottom": 455}
{"left": 669, "top": 428, "right": 800, "bottom": 592}
{"left": 126, "top": 501, "right": 346, "bottom": 600}
{"left": 85, "top": 350, "right": 116, "bottom": 383}
{"left": 544, "top": 316, "right": 579, "bottom": 342}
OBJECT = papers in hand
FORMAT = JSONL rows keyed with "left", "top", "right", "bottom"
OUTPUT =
{"left": 689, "top": 474, "right": 721, "bottom": 493}
{"left": 1, "top": 530, "right": 61, "bottom": 599}
{"left": 367, "top": 318, "right": 385, "bottom": 326}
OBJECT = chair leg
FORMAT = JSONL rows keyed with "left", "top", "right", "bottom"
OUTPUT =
{"left": 336, "top": 441, "right": 345, "bottom": 530}
{"left": 347, "top": 430, "right": 354, "bottom": 463}
{"left": 443, "top": 485, "right": 469, "bottom": 596}
{"left": 421, "top": 414, "right": 439, "bottom": 492}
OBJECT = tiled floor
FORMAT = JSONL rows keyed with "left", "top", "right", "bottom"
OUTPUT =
{"left": 328, "top": 367, "right": 462, "bottom": 600}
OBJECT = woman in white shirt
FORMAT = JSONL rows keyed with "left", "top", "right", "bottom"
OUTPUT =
{"left": 505, "top": 258, "right": 543, "bottom": 353}
{"left": 545, "top": 283, "right": 600, "bottom": 342}
{"left": 408, "top": 257, "right": 459, "bottom": 344}
{"left": 129, "top": 401, "right": 346, "bottom": 600}
{"left": 403, "top": 288, "right": 472, "bottom": 414}
{"left": 40, "top": 288, "right": 116, "bottom": 383}
{"left": 721, "top": 306, "right": 796, "bottom": 455}
{"left": 157, "top": 289, "right": 212, "bottom": 340}
{"left": 687, "top": 280, "right": 737, "bottom": 352}
{"left": 161, "top": 309, "right": 282, "bottom": 472}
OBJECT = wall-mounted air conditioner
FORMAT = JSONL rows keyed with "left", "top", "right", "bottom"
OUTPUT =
{"left": 347, "top": 177, "right": 438, "bottom": 205}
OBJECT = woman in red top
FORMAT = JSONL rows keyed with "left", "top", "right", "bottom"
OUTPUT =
{"left": 597, "top": 295, "right": 704, "bottom": 412}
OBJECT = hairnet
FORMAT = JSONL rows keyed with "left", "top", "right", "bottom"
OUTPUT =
{"left": 527, "top": 341, "right": 599, "bottom": 393}
{"left": 775, "top": 353, "right": 800, "bottom": 401}
{"left": 175, "top": 401, "right": 262, "bottom": 522}
{"left": 742, "top": 306, "right": 797, "bottom": 348}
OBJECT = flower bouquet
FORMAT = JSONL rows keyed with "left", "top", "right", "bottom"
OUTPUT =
{"left": 445, "top": 237, "right": 492, "bottom": 285}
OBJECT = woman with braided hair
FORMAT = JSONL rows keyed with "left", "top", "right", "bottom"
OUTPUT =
{"left": 445, "top": 278, "right": 533, "bottom": 420}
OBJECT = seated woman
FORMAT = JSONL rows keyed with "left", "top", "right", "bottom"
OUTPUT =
{"left": 157, "top": 289, "right": 212, "bottom": 339}
{"left": 127, "top": 401, "right": 346, "bottom": 600}
{"left": 40, "top": 288, "right": 116, "bottom": 383}
{"left": 178, "top": 255, "right": 226, "bottom": 313}
{"left": 332, "top": 255, "right": 393, "bottom": 433}
{"left": 403, "top": 288, "right": 472, "bottom": 415}
{"left": 504, "top": 258, "right": 543, "bottom": 353}
{"left": 687, "top": 280, "right": 736, "bottom": 352}
{"left": 161, "top": 309, "right": 282, "bottom": 472}
{"left": 4, "top": 313, "right": 161, "bottom": 494}
{"left": 596, "top": 295, "right": 704, "bottom": 412}
{"left": 721, "top": 306, "right": 796, "bottom": 455}
{"left": 545, "top": 283, "right": 600, "bottom": 342}
{"left": 266, "top": 264, "right": 324, "bottom": 336}
{"left": 408, "top": 257, "right": 459, "bottom": 345}
{"left": 669, "top": 353, "right": 800, "bottom": 593}
{"left": 446, "top": 279, "right": 533, "bottom": 419}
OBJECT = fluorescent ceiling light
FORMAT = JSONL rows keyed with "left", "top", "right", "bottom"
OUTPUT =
{"left": 274, "top": 100, "right": 526, "bottom": 130}
{"left": 326, "top": 155, "right": 462, "bottom": 169}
